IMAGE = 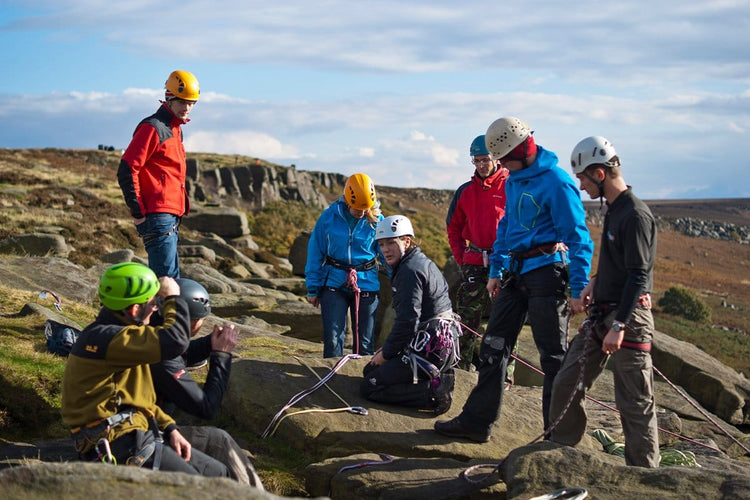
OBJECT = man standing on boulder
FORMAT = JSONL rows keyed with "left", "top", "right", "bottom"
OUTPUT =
{"left": 446, "top": 135, "right": 514, "bottom": 376}
{"left": 118, "top": 70, "right": 200, "bottom": 279}
{"left": 549, "top": 136, "right": 660, "bottom": 467}
{"left": 435, "top": 117, "right": 593, "bottom": 443}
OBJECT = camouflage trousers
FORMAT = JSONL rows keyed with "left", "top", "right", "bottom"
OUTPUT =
{"left": 456, "top": 264, "right": 517, "bottom": 382}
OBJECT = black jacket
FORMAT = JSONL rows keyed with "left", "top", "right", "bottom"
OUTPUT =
{"left": 150, "top": 327, "right": 232, "bottom": 420}
{"left": 382, "top": 247, "right": 453, "bottom": 359}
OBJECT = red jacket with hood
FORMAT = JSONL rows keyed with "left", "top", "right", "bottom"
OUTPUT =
{"left": 446, "top": 166, "right": 508, "bottom": 266}
{"left": 117, "top": 103, "right": 190, "bottom": 219}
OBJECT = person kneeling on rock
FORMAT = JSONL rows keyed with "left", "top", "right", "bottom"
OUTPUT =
{"left": 61, "top": 263, "right": 229, "bottom": 477}
{"left": 150, "top": 278, "right": 263, "bottom": 488}
{"left": 360, "top": 215, "right": 460, "bottom": 416}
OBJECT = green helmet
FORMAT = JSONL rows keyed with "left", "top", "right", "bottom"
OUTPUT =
{"left": 98, "top": 262, "right": 160, "bottom": 311}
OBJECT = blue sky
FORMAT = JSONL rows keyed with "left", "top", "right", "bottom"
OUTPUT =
{"left": 1, "top": 1, "right": 749, "bottom": 199}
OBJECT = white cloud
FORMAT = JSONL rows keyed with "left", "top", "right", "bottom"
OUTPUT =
{"left": 184, "top": 130, "right": 299, "bottom": 159}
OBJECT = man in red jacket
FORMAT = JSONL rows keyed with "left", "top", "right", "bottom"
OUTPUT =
{"left": 118, "top": 70, "right": 200, "bottom": 279}
{"left": 446, "top": 135, "right": 511, "bottom": 372}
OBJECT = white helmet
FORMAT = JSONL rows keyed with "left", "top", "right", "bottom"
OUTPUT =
{"left": 570, "top": 136, "right": 619, "bottom": 174}
{"left": 376, "top": 215, "right": 414, "bottom": 240}
{"left": 485, "top": 117, "right": 532, "bottom": 159}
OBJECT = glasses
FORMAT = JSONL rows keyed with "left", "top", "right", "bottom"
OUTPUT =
{"left": 471, "top": 158, "right": 494, "bottom": 166}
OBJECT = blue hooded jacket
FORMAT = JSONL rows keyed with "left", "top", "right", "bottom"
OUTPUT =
{"left": 305, "top": 197, "right": 383, "bottom": 295}
{"left": 488, "top": 146, "right": 593, "bottom": 298}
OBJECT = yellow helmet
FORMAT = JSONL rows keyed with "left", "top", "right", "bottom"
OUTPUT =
{"left": 165, "top": 70, "right": 200, "bottom": 101}
{"left": 343, "top": 173, "right": 377, "bottom": 210}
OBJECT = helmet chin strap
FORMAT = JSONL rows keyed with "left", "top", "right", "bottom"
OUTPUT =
{"left": 583, "top": 171, "right": 606, "bottom": 208}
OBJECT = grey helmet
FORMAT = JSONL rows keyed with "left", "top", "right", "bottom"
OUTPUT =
{"left": 177, "top": 278, "right": 211, "bottom": 319}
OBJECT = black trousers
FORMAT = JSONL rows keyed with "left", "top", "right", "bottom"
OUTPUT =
{"left": 95, "top": 429, "right": 230, "bottom": 477}
{"left": 460, "top": 262, "right": 569, "bottom": 432}
{"left": 360, "top": 356, "right": 441, "bottom": 409}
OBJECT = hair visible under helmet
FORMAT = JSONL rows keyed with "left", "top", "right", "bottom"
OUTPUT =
{"left": 98, "top": 262, "right": 160, "bottom": 311}
{"left": 570, "top": 135, "right": 620, "bottom": 203}
{"left": 485, "top": 117, "right": 537, "bottom": 166}
{"left": 343, "top": 173, "right": 381, "bottom": 223}
{"left": 176, "top": 278, "right": 211, "bottom": 319}
{"left": 164, "top": 70, "right": 200, "bottom": 101}
{"left": 376, "top": 215, "right": 415, "bottom": 240}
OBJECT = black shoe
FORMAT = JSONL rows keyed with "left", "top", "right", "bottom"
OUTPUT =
{"left": 434, "top": 417, "right": 490, "bottom": 443}
{"left": 432, "top": 392, "right": 452, "bottom": 416}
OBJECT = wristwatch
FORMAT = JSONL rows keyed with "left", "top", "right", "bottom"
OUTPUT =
{"left": 611, "top": 321, "right": 626, "bottom": 333}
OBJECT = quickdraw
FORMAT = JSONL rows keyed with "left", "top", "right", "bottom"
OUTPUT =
{"left": 261, "top": 354, "right": 366, "bottom": 439}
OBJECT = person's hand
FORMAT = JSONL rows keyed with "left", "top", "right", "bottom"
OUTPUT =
{"left": 601, "top": 329, "right": 624, "bottom": 355}
{"left": 169, "top": 429, "right": 192, "bottom": 461}
{"left": 307, "top": 296, "right": 320, "bottom": 308}
{"left": 486, "top": 277, "right": 501, "bottom": 298}
{"left": 211, "top": 323, "right": 238, "bottom": 353}
{"left": 133, "top": 217, "right": 146, "bottom": 226}
{"left": 369, "top": 349, "right": 386, "bottom": 366}
{"left": 569, "top": 297, "right": 586, "bottom": 316}
{"left": 157, "top": 276, "right": 180, "bottom": 298}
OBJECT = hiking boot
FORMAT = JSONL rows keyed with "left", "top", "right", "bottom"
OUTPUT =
{"left": 434, "top": 417, "right": 490, "bottom": 443}
{"left": 431, "top": 372, "right": 454, "bottom": 416}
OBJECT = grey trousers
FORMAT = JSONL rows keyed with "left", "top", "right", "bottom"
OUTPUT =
{"left": 179, "top": 426, "right": 264, "bottom": 489}
{"left": 549, "top": 306, "right": 660, "bottom": 467}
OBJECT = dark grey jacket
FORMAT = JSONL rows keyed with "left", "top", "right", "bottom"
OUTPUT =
{"left": 382, "top": 247, "right": 452, "bottom": 359}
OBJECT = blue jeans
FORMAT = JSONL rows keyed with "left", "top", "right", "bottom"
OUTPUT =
{"left": 136, "top": 213, "right": 181, "bottom": 279}
{"left": 319, "top": 288, "right": 378, "bottom": 358}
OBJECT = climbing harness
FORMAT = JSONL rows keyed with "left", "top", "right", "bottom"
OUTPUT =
{"left": 261, "top": 354, "right": 367, "bottom": 439}
{"left": 328, "top": 453, "right": 395, "bottom": 496}
{"left": 322, "top": 254, "right": 377, "bottom": 355}
{"left": 39, "top": 289, "right": 63, "bottom": 311}
{"left": 404, "top": 312, "right": 461, "bottom": 387}
{"left": 70, "top": 407, "right": 137, "bottom": 464}
{"left": 467, "top": 242, "right": 492, "bottom": 267}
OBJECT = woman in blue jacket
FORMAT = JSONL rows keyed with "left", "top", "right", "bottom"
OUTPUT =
{"left": 305, "top": 173, "right": 383, "bottom": 358}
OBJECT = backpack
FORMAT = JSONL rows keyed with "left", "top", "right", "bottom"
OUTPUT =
{"left": 44, "top": 320, "right": 81, "bottom": 357}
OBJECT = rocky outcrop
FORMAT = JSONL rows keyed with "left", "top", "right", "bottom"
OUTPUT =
{"left": 186, "top": 159, "right": 335, "bottom": 211}
{"left": 0, "top": 233, "right": 70, "bottom": 258}
{"left": 0, "top": 462, "right": 293, "bottom": 500}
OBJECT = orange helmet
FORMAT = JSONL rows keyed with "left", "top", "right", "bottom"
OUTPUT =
{"left": 343, "top": 173, "right": 377, "bottom": 210}
{"left": 165, "top": 70, "right": 200, "bottom": 101}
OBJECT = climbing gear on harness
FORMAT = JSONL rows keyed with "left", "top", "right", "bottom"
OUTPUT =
{"left": 70, "top": 408, "right": 136, "bottom": 456}
{"left": 510, "top": 242, "right": 568, "bottom": 261}
{"left": 98, "top": 262, "right": 159, "bottom": 311}
{"left": 323, "top": 255, "right": 377, "bottom": 272}
{"left": 261, "top": 354, "right": 366, "bottom": 439}
{"left": 403, "top": 312, "right": 461, "bottom": 385}
{"left": 165, "top": 70, "right": 200, "bottom": 101}
{"left": 44, "top": 320, "right": 80, "bottom": 356}
{"left": 467, "top": 242, "right": 492, "bottom": 267}
{"left": 39, "top": 289, "right": 63, "bottom": 311}
{"left": 343, "top": 173, "right": 377, "bottom": 210}
{"left": 530, "top": 488, "right": 589, "bottom": 500}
